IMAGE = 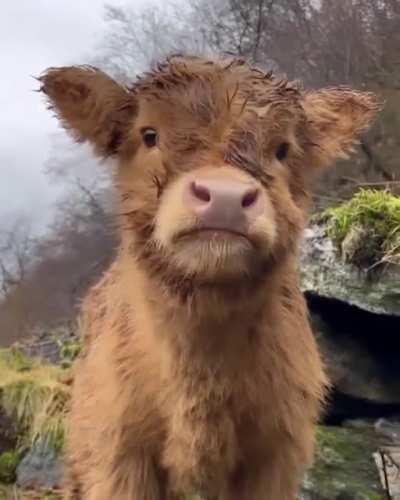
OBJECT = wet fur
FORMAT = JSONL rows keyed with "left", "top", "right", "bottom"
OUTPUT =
{"left": 39, "top": 55, "right": 379, "bottom": 499}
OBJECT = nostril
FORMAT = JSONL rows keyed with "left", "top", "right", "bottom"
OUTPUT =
{"left": 191, "top": 181, "right": 211, "bottom": 203}
{"left": 242, "top": 188, "right": 259, "bottom": 208}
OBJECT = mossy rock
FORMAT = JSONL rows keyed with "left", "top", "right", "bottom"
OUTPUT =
{"left": 0, "top": 451, "right": 20, "bottom": 484}
{"left": 304, "top": 190, "right": 400, "bottom": 314}
{"left": 301, "top": 224, "right": 400, "bottom": 316}
{"left": 319, "top": 189, "right": 400, "bottom": 270}
{"left": 302, "top": 426, "right": 384, "bottom": 499}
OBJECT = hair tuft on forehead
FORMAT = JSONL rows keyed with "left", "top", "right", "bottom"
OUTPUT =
{"left": 130, "top": 55, "right": 303, "bottom": 105}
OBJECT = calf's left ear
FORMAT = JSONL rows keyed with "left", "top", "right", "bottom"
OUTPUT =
{"left": 39, "top": 66, "right": 137, "bottom": 158}
{"left": 302, "top": 87, "right": 381, "bottom": 168}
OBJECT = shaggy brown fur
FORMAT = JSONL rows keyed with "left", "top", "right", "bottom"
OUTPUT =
{"left": 39, "top": 55, "right": 379, "bottom": 500}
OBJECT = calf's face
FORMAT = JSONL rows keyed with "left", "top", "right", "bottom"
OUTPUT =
{"left": 39, "top": 57, "right": 379, "bottom": 287}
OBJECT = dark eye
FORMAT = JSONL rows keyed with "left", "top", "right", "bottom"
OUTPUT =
{"left": 276, "top": 142, "right": 290, "bottom": 161}
{"left": 141, "top": 128, "right": 158, "bottom": 148}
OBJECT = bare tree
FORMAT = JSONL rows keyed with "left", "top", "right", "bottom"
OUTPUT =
{"left": 0, "top": 216, "right": 35, "bottom": 299}
{"left": 189, "top": 0, "right": 399, "bottom": 194}
{"left": 93, "top": 2, "right": 207, "bottom": 82}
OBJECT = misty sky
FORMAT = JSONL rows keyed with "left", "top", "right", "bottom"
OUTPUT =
{"left": 0, "top": 0, "right": 150, "bottom": 232}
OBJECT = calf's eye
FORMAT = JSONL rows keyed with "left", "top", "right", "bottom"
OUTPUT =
{"left": 276, "top": 142, "right": 290, "bottom": 161}
{"left": 141, "top": 128, "right": 158, "bottom": 148}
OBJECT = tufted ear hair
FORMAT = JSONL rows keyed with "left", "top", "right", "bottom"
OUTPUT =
{"left": 39, "top": 66, "right": 137, "bottom": 158}
{"left": 302, "top": 87, "right": 381, "bottom": 168}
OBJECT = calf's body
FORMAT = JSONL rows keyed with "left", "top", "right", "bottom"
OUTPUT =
{"left": 68, "top": 253, "right": 322, "bottom": 500}
{"left": 39, "top": 56, "right": 379, "bottom": 499}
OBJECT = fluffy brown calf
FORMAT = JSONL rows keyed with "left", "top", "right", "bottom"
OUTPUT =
{"left": 39, "top": 56, "right": 379, "bottom": 500}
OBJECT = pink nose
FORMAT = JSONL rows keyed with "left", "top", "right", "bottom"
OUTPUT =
{"left": 183, "top": 178, "right": 264, "bottom": 233}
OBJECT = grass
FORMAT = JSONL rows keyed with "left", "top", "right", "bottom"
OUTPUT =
{"left": 320, "top": 189, "right": 400, "bottom": 269}
{"left": 0, "top": 348, "right": 70, "bottom": 453}
{"left": 0, "top": 484, "right": 62, "bottom": 499}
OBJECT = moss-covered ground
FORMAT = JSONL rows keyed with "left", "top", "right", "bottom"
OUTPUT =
{"left": 303, "top": 425, "right": 385, "bottom": 499}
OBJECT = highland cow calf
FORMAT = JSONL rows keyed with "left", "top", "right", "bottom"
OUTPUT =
{"left": 40, "top": 56, "right": 378, "bottom": 500}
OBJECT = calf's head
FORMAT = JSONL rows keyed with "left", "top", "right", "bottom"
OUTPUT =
{"left": 39, "top": 56, "right": 379, "bottom": 289}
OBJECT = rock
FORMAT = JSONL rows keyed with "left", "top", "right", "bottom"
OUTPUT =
{"left": 372, "top": 418, "right": 400, "bottom": 499}
{"left": 374, "top": 449, "right": 400, "bottom": 500}
{"left": 300, "top": 224, "right": 400, "bottom": 317}
{"left": 374, "top": 418, "right": 400, "bottom": 444}
{"left": 301, "top": 223, "right": 400, "bottom": 407}
{"left": 16, "top": 440, "right": 63, "bottom": 490}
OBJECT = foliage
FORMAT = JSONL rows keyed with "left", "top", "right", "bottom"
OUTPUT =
{"left": 0, "top": 348, "right": 69, "bottom": 453}
{"left": 56, "top": 338, "right": 81, "bottom": 369}
{"left": 0, "top": 451, "right": 20, "bottom": 484}
{"left": 321, "top": 189, "right": 400, "bottom": 269}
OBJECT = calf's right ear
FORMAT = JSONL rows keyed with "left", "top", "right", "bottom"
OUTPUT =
{"left": 39, "top": 66, "right": 136, "bottom": 158}
{"left": 302, "top": 87, "right": 381, "bottom": 168}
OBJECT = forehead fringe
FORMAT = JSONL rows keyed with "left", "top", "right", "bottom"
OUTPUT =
{"left": 129, "top": 55, "right": 303, "bottom": 105}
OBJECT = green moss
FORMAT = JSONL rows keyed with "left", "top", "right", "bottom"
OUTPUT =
{"left": 304, "top": 426, "right": 384, "bottom": 499}
{"left": 321, "top": 189, "right": 400, "bottom": 269}
{"left": 0, "top": 451, "right": 20, "bottom": 484}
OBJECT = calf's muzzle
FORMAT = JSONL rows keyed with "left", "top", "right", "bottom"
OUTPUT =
{"left": 183, "top": 175, "right": 264, "bottom": 235}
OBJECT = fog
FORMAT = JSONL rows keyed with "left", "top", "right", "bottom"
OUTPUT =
{"left": 0, "top": 0, "right": 149, "bottom": 231}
